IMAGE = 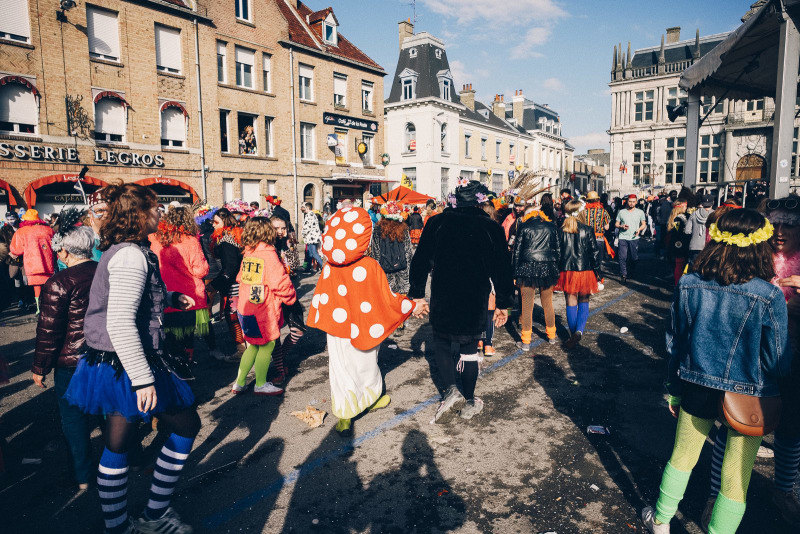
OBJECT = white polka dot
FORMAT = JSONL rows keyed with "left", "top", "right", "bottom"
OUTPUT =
{"left": 343, "top": 211, "right": 358, "bottom": 223}
{"left": 353, "top": 223, "right": 365, "bottom": 234}
{"left": 345, "top": 238, "right": 357, "bottom": 250}
{"left": 322, "top": 264, "right": 330, "bottom": 279}
{"left": 315, "top": 311, "right": 320, "bottom": 322}
{"left": 401, "top": 300, "right": 413, "bottom": 313}
{"left": 352, "top": 266, "right": 367, "bottom": 282}
{"left": 332, "top": 249, "right": 345, "bottom": 263}
{"left": 350, "top": 323, "right": 359, "bottom": 338}
{"left": 323, "top": 236, "right": 334, "bottom": 251}
{"left": 335, "top": 229, "right": 346, "bottom": 240}
{"left": 369, "top": 324, "right": 385, "bottom": 338}
{"left": 337, "top": 284, "right": 347, "bottom": 296}
{"left": 332, "top": 308, "right": 347, "bottom": 323}
{"left": 360, "top": 301, "right": 372, "bottom": 313}
{"left": 312, "top": 294, "right": 320, "bottom": 308}
{"left": 342, "top": 207, "right": 352, "bottom": 212}
{"left": 330, "top": 217, "right": 340, "bottom": 227}
{"left": 319, "top": 293, "right": 329, "bottom": 305}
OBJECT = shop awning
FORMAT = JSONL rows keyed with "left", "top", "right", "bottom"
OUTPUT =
{"left": 0, "top": 75, "right": 40, "bottom": 98}
{"left": 94, "top": 90, "right": 129, "bottom": 108}
{"left": 371, "top": 185, "right": 434, "bottom": 205}
{"left": 24, "top": 174, "right": 109, "bottom": 206}
{"left": 134, "top": 177, "right": 199, "bottom": 203}
{"left": 0, "top": 179, "right": 17, "bottom": 206}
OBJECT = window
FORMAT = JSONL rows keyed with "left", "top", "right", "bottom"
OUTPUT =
{"left": 264, "top": 116, "right": 273, "bottom": 156}
{"left": 300, "top": 122, "right": 315, "bottom": 160}
{"left": 793, "top": 127, "right": 798, "bottom": 177}
{"left": 460, "top": 170, "right": 474, "bottom": 182}
{"left": 262, "top": 54, "right": 271, "bottom": 92}
{"left": 403, "top": 167, "right": 417, "bottom": 189}
{"left": 440, "top": 78, "right": 451, "bottom": 100}
{"left": 634, "top": 90, "right": 654, "bottom": 122}
{"left": 217, "top": 41, "right": 227, "bottom": 83}
{"left": 235, "top": 0, "right": 250, "bottom": 22}
{"left": 362, "top": 133, "right": 374, "bottom": 165}
{"left": 160, "top": 106, "right": 186, "bottom": 147}
{"left": 496, "top": 139, "right": 501, "bottom": 162}
{"left": 333, "top": 130, "right": 347, "bottom": 165}
{"left": 333, "top": 73, "right": 347, "bottom": 108}
{"left": 299, "top": 64, "right": 314, "bottom": 101}
{"left": 481, "top": 137, "right": 487, "bottom": 160}
{"left": 408, "top": 48, "right": 417, "bottom": 58}
{"left": 702, "top": 96, "right": 723, "bottom": 115}
{"left": 746, "top": 99, "right": 764, "bottom": 111}
{"left": 241, "top": 179, "right": 260, "bottom": 204}
{"left": 361, "top": 81, "right": 373, "bottom": 112}
{"left": 323, "top": 21, "right": 337, "bottom": 45}
{"left": 492, "top": 172, "right": 502, "bottom": 193}
{"left": 464, "top": 132, "right": 471, "bottom": 158}
{"left": 435, "top": 49, "right": 442, "bottom": 59}
{"left": 0, "top": 0, "right": 31, "bottom": 43}
{"left": 402, "top": 78, "right": 415, "bottom": 100}
{"left": 237, "top": 113, "right": 257, "bottom": 155}
{"left": 509, "top": 142, "right": 515, "bottom": 163}
{"left": 665, "top": 137, "right": 685, "bottom": 184}
{"left": 441, "top": 168, "right": 449, "bottom": 199}
{"left": 155, "top": 25, "right": 181, "bottom": 74}
{"left": 222, "top": 178, "right": 234, "bottom": 203}
{"left": 87, "top": 7, "right": 120, "bottom": 62}
{"left": 94, "top": 97, "right": 126, "bottom": 143}
{"left": 699, "top": 134, "right": 721, "bottom": 183}
{"left": 440, "top": 123, "right": 448, "bottom": 154}
{"left": 666, "top": 87, "right": 687, "bottom": 110}
{"left": 404, "top": 122, "right": 416, "bottom": 152}
{"left": 632, "top": 140, "right": 652, "bottom": 185}
{"left": 0, "top": 81, "right": 37, "bottom": 134}
{"left": 219, "top": 110, "right": 229, "bottom": 152}
{"left": 235, "top": 46, "right": 254, "bottom": 88}
{"left": 267, "top": 180, "right": 277, "bottom": 196}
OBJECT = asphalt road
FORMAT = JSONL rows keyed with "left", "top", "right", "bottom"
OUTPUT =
{"left": 0, "top": 251, "right": 797, "bottom": 533}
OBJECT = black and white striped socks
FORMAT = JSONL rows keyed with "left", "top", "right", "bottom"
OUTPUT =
{"left": 143, "top": 433, "right": 194, "bottom": 520}
{"left": 97, "top": 448, "right": 129, "bottom": 533}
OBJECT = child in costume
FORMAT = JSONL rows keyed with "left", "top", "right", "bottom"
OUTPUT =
{"left": 306, "top": 206, "right": 416, "bottom": 435}
{"left": 9, "top": 208, "right": 55, "bottom": 313}
{"left": 231, "top": 217, "right": 296, "bottom": 396}
{"left": 642, "top": 208, "right": 790, "bottom": 534}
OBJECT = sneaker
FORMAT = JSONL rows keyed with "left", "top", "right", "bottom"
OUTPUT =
{"left": 270, "top": 372, "right": 287, "bottom": 386}
{"left": 368, "top": 394, "right": 391, "bottom": 412}
{"left": 516, "top": 341, "right": 531, "bottom": 352}
{"left": 477, "top": 340, "right": 484, "bottom": 351}
{"left": 110, "top": 518, "right": 138, "bottom": 534}
{"left": 231, "top": 382, "right": 245, "bottom": 394}
{"left": 757, "top": 444, "right": 775, "bottom": 458}
{"left": 335, "top": 418, "right": 353, "bottom": 436}
{"left": 137, "top": 507, "right": 193, "bottom": 534}
{"left": 483, "top": 345, "right": 496, "bottom": 356}
{"left": 211, "top": 350, "right": 239, "bottom": 363}
{"left": 459, "top": 398, "right": 484, "bottom": 420}
{"left": 253, "top": 382, "right": 283, "bottom": 396}
{"left": 641, "top": 506, "right": 670, "bottom": 533}
{"left": 773, "top": 490, "right": 800, "bottom": 527}
{"left": 597, "top": 282, "right": 605, "bottom": 291}
{"left": 564, "top": 331, "right": 583, "bottom": 349}
{"left": 548, "top": 337, "right": 558, "bottom": 345}
{"left": 433, "top": 386, "right": 465, "bottom": 424}
{"left": 700, "top": 497, "right": 715, "bottom": 533}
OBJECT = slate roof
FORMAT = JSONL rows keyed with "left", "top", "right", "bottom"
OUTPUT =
{"left": 505, "top": 105, "right": 560, "bottom": 132}
{"left": 461, "top": 101, "right": 524, "bottom": 134}
{"left": 386, "top": 41, "right": 460, "bottom": 105}
{"left": 630, "top": 36, "right": 727, "bottom": 68}
{"left": 273, "top": 1, "right": 383, "bottom": 72}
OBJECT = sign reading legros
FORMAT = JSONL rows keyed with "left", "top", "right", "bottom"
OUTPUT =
{"left": 0, "top": 143, "right": 164, "bottom": 167}
{"left": 322, "top": 112, "right": 378, "bottom": 132}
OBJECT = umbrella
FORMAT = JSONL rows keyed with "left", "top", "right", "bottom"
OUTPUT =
{"left": 371, "top": 185, "right": 434, "bottom": 205}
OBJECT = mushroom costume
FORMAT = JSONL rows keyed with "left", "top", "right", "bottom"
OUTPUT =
{"left": 307, "top": 207, "right": 415, "bottom": 420}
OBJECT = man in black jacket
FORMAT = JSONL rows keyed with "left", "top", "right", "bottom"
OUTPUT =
{"left": 409, "top": 181, "right": 514, "bottom": 422}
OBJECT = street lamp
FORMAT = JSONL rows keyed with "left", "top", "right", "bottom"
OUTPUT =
{"left": 57, "top": 0, "right": 77, "bottom": 21}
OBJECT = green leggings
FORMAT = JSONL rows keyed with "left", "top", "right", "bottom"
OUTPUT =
{"left": 236, "top": 342, "right": 275, "bottom": 387}
{"left": 655, "top": 409, "right": 761, "bottom": 533}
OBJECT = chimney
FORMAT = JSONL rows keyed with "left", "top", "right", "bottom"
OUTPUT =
{"left": 512, "top": 89, "right": 525, "bottom": 126}
{"left": 398, "top": 19, "right": 414, "bottom": 49}
{"left": 459, "top": 83, "right": 475, "bottom": 111}
{"left": 666, "top": 26, "right": 681, "bottom": 44}
{"left": 492, "top": 94, "right": 506, "bottom": 119}
{"left": 657, "top": 35, "right": 666, "bottom": 74}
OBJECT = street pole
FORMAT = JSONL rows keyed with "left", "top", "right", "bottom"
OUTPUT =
{"left": 289, "top": 48, "right": 300, "bottom": 226}
{"left": 683, "top": 87, "right": 701, "bottom": 190}
{"left": 769, "top": 10, "right": 800, "bottom": 199}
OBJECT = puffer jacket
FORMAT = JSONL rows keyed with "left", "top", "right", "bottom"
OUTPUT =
{"left": 512, "top": 216, "right": 560, "bottom": 274}
{"left": 10, "top": 220, "right": 55, "bottom": 283}
{"left": 149, "top": 233, "right": 209, "bottom": 312}
{"left": 558, "top": 223, "right": 600, "bottom": 278}
{"left": 33, "top": 260, "right": 97, "bottom": 375}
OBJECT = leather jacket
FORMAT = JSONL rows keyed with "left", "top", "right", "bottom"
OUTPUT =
{"left": 558, "top": 223, "right": 600, "bottom": 278}
{"left": 33, "top": 260, "right": 97, "bottom": 375}
{"left": 512, "top": 217, "right": 560, "bottom": 271}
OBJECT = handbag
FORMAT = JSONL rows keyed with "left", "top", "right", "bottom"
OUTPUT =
{"left": 720, "top": 392, "right": 781, "bottom": 437}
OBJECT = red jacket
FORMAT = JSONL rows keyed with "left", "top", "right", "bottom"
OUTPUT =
{"left": 149, "top": 234, "right": 209, "bottom": 312}
{"left": 10, "top": 221, "right": 55, "bottom": 285}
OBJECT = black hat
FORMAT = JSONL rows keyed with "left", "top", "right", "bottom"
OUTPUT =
{"left": 700, "top": 194, "right": 714, "bottom": 207}
{"left": 455, "top": 180, "right": 491, "bottom": 207}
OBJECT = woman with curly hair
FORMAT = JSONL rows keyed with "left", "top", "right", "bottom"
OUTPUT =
{"left": 369, "top": 201, "right": 413, "bottom": 294}
{"left": 149, "top": 206, "right": 209, "bottom": 369}
{"left": 210, "top": 207, "right": 245, "bottom": 356}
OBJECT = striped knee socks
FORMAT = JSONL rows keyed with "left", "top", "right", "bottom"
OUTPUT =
{"left": 97, "top": 448, "right": 129, "bottom": 533}
{"left": 143, "top": 433, "right": 194, "bottom": 520}
{"left": 774, "top": 430, "right": 800, "bottom": 493}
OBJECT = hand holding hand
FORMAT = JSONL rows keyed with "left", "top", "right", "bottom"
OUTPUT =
{"left": 412, "top": 298, "right": 429, "bottom": 318}
{"left": 176, "top": 294, "right": 195, "bottom": 310}
{"left": 493, "top": 308, "right": 509, "bottom": 328}
{"left": 778, "top": 275, "right": 800, "bottom": 293}
{"left": 136, "top": 386, "right": 158, "bottom": 413}
{"left": 668, "top": 404, "right": 679, "bottom": 419}
{"left": 31, "top": 373, "right": 46, "bottom": 388}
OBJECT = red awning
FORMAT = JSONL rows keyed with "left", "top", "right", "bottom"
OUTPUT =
{"left": 134, "top": 177, "right": 199, "bottom": 203}
{"left": 0, "top": 179, "right": 17, "bottom": 206}
{"left": 0, "top": 75, "right": 40, "bottom": 98}
{"left": 160, "top": 101, "right": 188, "bottom": 116}
{"left": 23, "top": 174, "right": 109, "bottom": 206}
{"left": 94, "top": 90, "right": 129, "bottom": 108}
{"left": 372, "top": 185, "right": 434, "bottom": 205}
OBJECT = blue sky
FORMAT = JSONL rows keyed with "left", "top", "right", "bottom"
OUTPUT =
{"left": 328, "top": 0, "right": 754, "bottom": 153}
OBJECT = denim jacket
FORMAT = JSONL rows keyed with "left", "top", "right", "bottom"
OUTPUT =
{"left": 666, "top": 273, "right": 790, "bottom": 398}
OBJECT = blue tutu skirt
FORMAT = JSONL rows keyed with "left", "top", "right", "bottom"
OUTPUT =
{"left": 64, "top": 359, "right": 195, "bottom": 422}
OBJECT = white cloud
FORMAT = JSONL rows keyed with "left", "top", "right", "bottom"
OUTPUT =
{"left": 568, "top": 132, "right": 610, "bottom": 153}
{"left": 449, "top": 59, "right": 489, "bottom": 88}
{"left": 510, "top": 27, "right": 551, "bottom": 59}
{"left": 422, "top": 0, "right": 567, "bottom": 26}
{"left": 542, "top": 77, "right": 564, "bottom": 91}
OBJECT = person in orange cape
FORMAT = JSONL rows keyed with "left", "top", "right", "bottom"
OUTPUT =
{"left": 306, "top": 206, "right": 419, "bottom": 435}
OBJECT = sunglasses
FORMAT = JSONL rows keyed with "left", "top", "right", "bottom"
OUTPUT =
{"left": 767, "top": 198, "right": 800, "bottom": 211}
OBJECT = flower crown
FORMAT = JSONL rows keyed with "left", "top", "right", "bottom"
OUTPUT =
{"left": 708, "top": 219, "right": 773, "bottom": 247}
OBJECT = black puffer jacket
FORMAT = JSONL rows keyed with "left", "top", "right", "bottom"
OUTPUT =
{"left": 33, "top": 260, "right": 97, "bottom": 375}
{"left": 513, "top": 217, "right": 560, "bottom": 270}
{"left": 558, "top": 223, "right": 601, "bottom": 279}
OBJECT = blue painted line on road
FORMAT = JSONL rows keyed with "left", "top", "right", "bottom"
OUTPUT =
{"left": 202, "top": 289, "right": 636, "bottom": 528}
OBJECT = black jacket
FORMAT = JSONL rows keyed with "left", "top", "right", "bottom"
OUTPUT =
{"left": 512, "top": 217, "right": 560, "bottom": 273}
{"left": 211, "top": 240, "right": 242, "bottom": 294}
{"left": 33, "top": 260, "right": 97, "bottom": 374}
{"left": 558, "top": 223, "right": 601, "bottom": 279}
{"left": 407, "top": 212, "right": 424, "bottom": 231}
{"left": 409, "top": 207, "right": 513, "bottom": 337}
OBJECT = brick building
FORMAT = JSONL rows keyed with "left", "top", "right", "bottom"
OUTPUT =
{"left": 0, "top": 0, "right": 386, "bottom": 219}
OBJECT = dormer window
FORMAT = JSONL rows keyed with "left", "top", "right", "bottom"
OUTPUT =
{"left": 321, "top": 12, "right": 338, "bottom": 46}
{"left": 440, "top": 79, "right": 451, "bottom": 100}
{"left": 399, "top": 68, "right": 418, "bottom": 101}
{"left": 436, "top": 69, "right": 453, "bottom": 101}
{"left": 402, "top": 79, "right": 414, "bottom": 100}
{"left": 435, "top": 49, "right": 442, "bottom": 59}
{"left": 409, "top": 48, "right": 417, "bottom": 58}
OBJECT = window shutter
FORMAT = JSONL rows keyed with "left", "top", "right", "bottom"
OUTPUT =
{"left": 241, "top": 180, "right": 260, "bottom": 204}
{"left": 155, "top": 25, "right": 181, "bottom": 72}
{"left": 95, "top": 98, "right": 125, "bottom": 135}
{"left": 87, "top": 7, "right": 120, "bottom": 59}
{"left": 235, "top": 46, "right": 254, "bottom": 66}
{"left": 262, "top": 54, "right": 271, "bottom": 71}
{"left": 0, "top": 83, "right": 36, "bottom": 124}
{"left": 0, "top": 0, "right": 31, "bottom": 39}
{"left": 298, "top": 64, "right": 313, "bottom": 79}
{"left": 161, "top": 108, "right": 185, "bottom": 141}
{"left": 333, "top": 75, "right": 346, "bottom": 95}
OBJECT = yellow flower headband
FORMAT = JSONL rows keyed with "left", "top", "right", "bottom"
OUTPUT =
{"left": 708, "top": 219, "right": 773, "bottom": 247}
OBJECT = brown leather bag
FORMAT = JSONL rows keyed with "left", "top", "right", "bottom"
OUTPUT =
{"left": 720, "top": 392, "right": 781, "bottom": 437}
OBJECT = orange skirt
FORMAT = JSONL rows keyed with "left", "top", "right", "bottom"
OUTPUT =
{"left": 555, "top": 270, "right": 598, "bottom": 295}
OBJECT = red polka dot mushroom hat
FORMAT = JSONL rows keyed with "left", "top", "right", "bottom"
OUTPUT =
{"left": 306, "top": 207, "right": 415, "bottom": 350}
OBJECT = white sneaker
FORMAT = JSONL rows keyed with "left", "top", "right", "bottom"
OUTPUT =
{"left": 641, "top": 506, "right": 670, "bottom": 533}
{"left": 137, "top": 507, "right": 193, "bottom": 534}
{"left": 231, "top": 382, "right": 245, "bottom": 394}
{"left": 253, "top": 382, "right": 283, "bottom": 396}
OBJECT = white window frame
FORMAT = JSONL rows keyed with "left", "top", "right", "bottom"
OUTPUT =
{"left": 361, "top": 81, "right": 373, "bottom": 112}
{"left": 264, "top": 115, "right": 274, "bottom": 157}
{"left": 464, "top": 132, "right": 471, "bottom": 158}
{"left": 362, "top": 133, "right": 374, "bottom": 165}
{"left": 333, "top": 73, "right": 347, "bottom": 108}
{"left": 495, "top": 139, "right": 502, "bottom": 163}
{"left": 0, "top": 0, "right": 31, "bottom": 43}
{"left": 216, "top": 41, "right": 227, "bottom": 83}
{"left": 87, "top": 6, "right": 120, "bottom": 62}
{"left": 0, "top": 80, "right": 38, "bottom": 135}
{"left": 235, "top": 0, "right": 251, "bottom": 22}
{"left": 93, "top": 96, "right": 126, "bottom": 143}
{"left": 160, "top": 106, "right": 186, "bottom": 148}
{"left": 439, "top": 78, "right": 451, "bottom": 100}
{"left": 440, "top": 122, "right": 448, "bottom": 154}
{"left": 154, "top": 24, "right": 182, "bottom": 74}
{"left": 235, "top": 46, "right": 254, "bottom": 89}
{"left": 481, "top": 137, "right": 487, "bottom": 160}
{"left": 404, "top": 122, "right": 416, "bottom": 153}
{"left": 300, "top": 122, "right": 315, "bottom": 160}
{"left": 634, "top": 90, "right": 654, "bottom": 122}
{"left": 408, "top": 48, "right": 417, "bottom": 58}
{"left": 299, "top": 64, "right": 314, "bottom": 101}
{"left": 237, "top": 112, "right": 257, "bottom": 156}
{"left": 322, "top": 20, "right": 337, "bottom": 46}
{"left": 262, "top": 53, "right": 271, "bottom": 92}
{"left": 402, "top": 78, "right": 415, "bottom": 100}
{"left": 219, "top": 109, "right": 230, "bottom": 153}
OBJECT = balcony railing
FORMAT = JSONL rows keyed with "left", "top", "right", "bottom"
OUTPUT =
{"left": 628, "top": 59, "right": 694, "bottom": 79}
{"left": 726, "top": 105, "right": 775, "bottom": 126}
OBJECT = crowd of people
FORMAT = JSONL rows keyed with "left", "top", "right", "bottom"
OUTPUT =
{"left": 1, "top": 176, "right": 800, "bottom": 533}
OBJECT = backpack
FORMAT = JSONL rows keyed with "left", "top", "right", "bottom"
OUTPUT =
{"left": 379, "top": 237, "right": 407, "bottom": 274}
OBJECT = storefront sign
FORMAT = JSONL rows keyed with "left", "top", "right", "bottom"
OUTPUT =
{"left": 322, "top": 112, "right": 378, "bottom": 132}
{"left": 93, "top": 150, "right": 164, "bottom": 167}
{"left": 0, "top": 142, "right": 164, "bottom": 167}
